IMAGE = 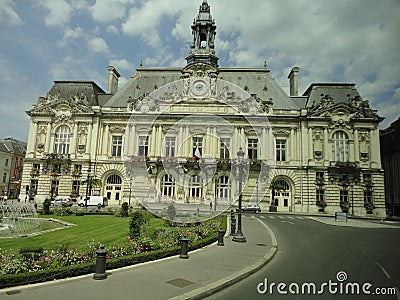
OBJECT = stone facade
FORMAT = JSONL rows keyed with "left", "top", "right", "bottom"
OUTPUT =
{"left": 20, "top": 1, "right": 385, "bottom": 217}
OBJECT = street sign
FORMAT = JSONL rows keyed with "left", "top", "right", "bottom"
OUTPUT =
{"left": 335, "top": 212, "right": 347, "bottom": 222}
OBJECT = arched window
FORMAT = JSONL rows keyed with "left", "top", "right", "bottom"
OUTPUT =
{"left": 332, "top": 131, "right": 349, "bottom": 162}
{"left": 106, "top": 174, "right": 122, "bottom": 204}
{"left": 161, "top": 174, "right": 175, "bottom": 197}
{"left": 54, "top": 125, "right": 70, "bottom": 154}
{"left": 272, "top": 179, "right": 291, "bottom": 210}
{"left": 216, "top": 176, "right": 231, "bottom": 203}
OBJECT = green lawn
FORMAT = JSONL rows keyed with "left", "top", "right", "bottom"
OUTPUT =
{"left": 0, "top": 215, "right": 131, "bottom": 253}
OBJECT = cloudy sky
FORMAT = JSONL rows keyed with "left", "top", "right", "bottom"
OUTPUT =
{"left": 1, "top": 0, "right": 399, "bottom": 141}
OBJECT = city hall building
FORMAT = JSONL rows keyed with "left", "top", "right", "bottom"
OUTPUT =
{"left": 20, "top": 1, "right": 385, "bottom": 217}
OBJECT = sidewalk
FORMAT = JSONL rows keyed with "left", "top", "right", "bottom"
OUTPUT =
{"left": 308, "top": 216, "right": 400, "bottom": 228}
{"left": 0, "top": 215, "right": 277, "bottom": 300}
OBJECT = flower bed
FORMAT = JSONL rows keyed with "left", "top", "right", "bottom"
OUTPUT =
{"left": 0, "top": 215, "right": 226, "bottom": 288}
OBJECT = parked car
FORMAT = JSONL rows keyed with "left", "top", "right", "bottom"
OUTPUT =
{"left": 242, "top": 204, "right": 261, "bottom": 213}
{"left": 51, "top": 197, "right": 73, "bottom": 207}
{"left": 78, "top": 196, "right": 108, "bottom": 207}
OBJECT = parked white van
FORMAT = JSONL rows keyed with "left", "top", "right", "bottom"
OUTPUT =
{"left": 78, "top": 196, "right": 108, "bottom": 207}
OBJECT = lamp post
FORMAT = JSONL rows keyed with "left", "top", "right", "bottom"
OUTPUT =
{"left": 129, "top": 177, "right": 132, "bottom": 208}
{"left": 85, "top": 167, "right": 91, "bottom": 205}
{"left": 233, "top": 147, "right": 247, "bottom": 243}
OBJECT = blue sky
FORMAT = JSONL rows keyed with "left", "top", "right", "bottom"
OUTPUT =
{"left": 1, "top": 0, "right": 399, "bottom": 141}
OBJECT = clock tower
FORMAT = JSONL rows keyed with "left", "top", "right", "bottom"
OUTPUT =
{"left": 186, "top": 0, "right": 219, "bottom": 68}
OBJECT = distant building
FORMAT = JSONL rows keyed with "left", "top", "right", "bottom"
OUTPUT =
{"left": 20, "top": 0, "right": 385, "bottom": 217}
{"left": 380, "top": 117, "right": 400, "bottom": 216}
{"left": 0, "top": 137, "right": 26, "bottom": 199}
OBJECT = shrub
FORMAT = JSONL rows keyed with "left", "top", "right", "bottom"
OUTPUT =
{"left": 43, "top": 198, "right": 51, "bottom": 215}
{"left": 166, "top": 204, "right": 176, "bottom": 221}
{"left": 120, "top": 202, "right": 129, "bottom": 217}
{"left": 129, "top": 210, "right": 149, "bottom": 239}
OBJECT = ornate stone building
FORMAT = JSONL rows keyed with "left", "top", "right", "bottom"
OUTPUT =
{"left": 20, "top": 0, "right": 385, "bottom": 217}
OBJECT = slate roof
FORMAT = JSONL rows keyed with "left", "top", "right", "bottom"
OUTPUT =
{"left": 302, "top": 83, "right": 360, "bottom": 108}
{"left": 104, "top": 67, "right": 299, "bottom": 110}
{"left": 46, "top": 81, "right": 106, "bottom": 106}
{"left": 0, "top": 137, "right": 26, "bottom": 155}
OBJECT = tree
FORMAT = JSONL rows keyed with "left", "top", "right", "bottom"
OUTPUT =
{"left": 269, "top": 179, "right": 284, "bottom": 211}
{"left": 81, "top": 175, "right": 102, "bottom": 196}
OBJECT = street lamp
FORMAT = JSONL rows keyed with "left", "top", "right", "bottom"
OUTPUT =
{"left": 85, "top": 167, "right": 91, "bottom": 205}
{"left": 233, "top": 147, "right": 247, "bottom": 243}
{"left": 129, "top": 177, "right": 132, "bottom": 208}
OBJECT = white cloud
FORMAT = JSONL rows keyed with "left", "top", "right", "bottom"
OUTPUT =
{"left": 109, "top": 58, "right": 133, "bottom": 71}
{"left": 90, "top": 0, "right": 131, "bottom": 23}
{"left": 0, "top": 0, "right": 23, "bottom": 26}
{"left": 57, "top": 26, "right": 83, "bottom": 46}
{"left": 38, "top": 0, "right": 72, "bottom": 27}
{"left": 87, "top": 37, "right": 110, "bottom": 53}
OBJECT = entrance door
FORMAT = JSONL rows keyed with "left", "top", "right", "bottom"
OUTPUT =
{"left": 273, "top": 179, "right": 291, "bottom": 212}
{"left": 105, "top": 174, "right": 122, "bottom": 205}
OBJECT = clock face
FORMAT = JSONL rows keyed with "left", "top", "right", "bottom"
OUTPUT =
{"left": 192, "top": 80, "right": 207, "bottom": 95}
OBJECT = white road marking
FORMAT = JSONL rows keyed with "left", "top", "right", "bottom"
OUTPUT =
{"left": 269, "top": 216, "right": 275, "bottom": 219}
{"left": 287, "top": 216, "right": 294, "bottom": 219}
{"left": 281, "top": 220, "right": 294, "bottom": 225}
{"left": 376, "top": 262, "right": 391, "bottom": 279}
{"left": 296, "top": 216, "right": 305, "bottom": 219}
{"left": 259, "top": 216, "right": 265, "bottom": 219}
{"left": 278, "top": 216, "right": 284, "bottom": 219}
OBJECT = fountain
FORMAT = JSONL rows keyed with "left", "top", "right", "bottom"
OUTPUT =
{"left": 0, "top": 203, "right": 40, "bottom": 237}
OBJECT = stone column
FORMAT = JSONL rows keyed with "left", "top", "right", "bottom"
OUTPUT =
{"left": 70, "top": 123, "right": 78, "bottom": 157}
{"left": 268, "top": 127, "right": 274, "bottom": 162}
{"left": 86, "top": 123, "right": 92, "bottom": 155}
{"left": 45, "top": 123, "right": 52, "bottom": 153}
{"left": 212, "top": 127, "right": 218, "bottom": 158}
{"left": 156, "top": 126, "right": 163, "bottom": 157}
{"left": 369, "top": 129, "right": 375, "bottom": 167}
{"left": 323, "top": 128, "right": 329, "bottom": 162}
{"left": 177, "top": 126, "right": 183, "bottom": 157}
{"left": 27, "top": 121, "right": 38, "bottom": 156}
{"left": 103, "top": 124, "right": 110, "bottom": 156}
{"left": 354, "top": 129, "right": 359, "bottom": 163}
{"left": 288, "top": 128, "right": 296, "bottom": 161}
{"left": 149, "top": 126, "right": 156, "bottom": 157}
{"left": 308, "top": 127, "right": 313, "bottom": 161}
{"left": 261, "top": 127, "right": 268, "bottom": 160}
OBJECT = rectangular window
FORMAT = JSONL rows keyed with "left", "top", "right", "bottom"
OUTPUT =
{"left": 33, "top": 163, "right": 40, "bottom": 170}
{"left": 138, "top": 136, "right": 149, "bottom": 156}
{"left": 340, "top": 190, "right": 348, "bottom": 203}
{"left": 316, "top": 189, "right": 325, "bottom": 202}
{"left": 112, "top": 136, "right": 123, "bottom": 157}
{"left": 364, "top": 191, "right": 373, "bottom": 203}
{"left": 220, "top": 138, "right": 230, "bottom": 159}
{"left": 5, "top": 159, "right": 9, "bottom": 167}
{"left": 248, "top": 138, "right": 258, "bottom": 159}
{"left": 276, "top": 139, "right": 286, "bottom": 162}
{"left": 30, "top": 179, "right": 38, "bottom": 193}
{"left": 52, "top": 164, "right": 61, "bottom": 174}
{"left": 72, "top": 180, "right": 80, "bottom": 194}
{"left": 2, "top": 173, "right": 6, "bottom": 183}
{"left": 51, "top": 180, "right": 59, "bottom": 196}
{"left": 165, "top": 137, "right": 176, "bottom": 157}
{"left": 193, "top": 136, "right": 203, "bottom": 158}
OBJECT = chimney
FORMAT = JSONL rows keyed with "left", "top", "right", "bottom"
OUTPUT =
{"left": 107, "top": 66, "right": 120, "bottom": 94}
{"left": 288, "top": 67, "right": 300, "bottom": 96}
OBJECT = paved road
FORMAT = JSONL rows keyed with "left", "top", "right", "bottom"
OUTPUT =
{"left": 207, "top": 214, "right": 400, "bottom": 299}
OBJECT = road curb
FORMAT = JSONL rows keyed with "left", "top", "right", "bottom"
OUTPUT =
{"left": 167, "top": 217, "right": 278, "bottom": 300}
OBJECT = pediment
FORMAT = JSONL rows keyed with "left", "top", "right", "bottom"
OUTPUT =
{"left": 30, "top": 99, "right": 92, "bottom": 115}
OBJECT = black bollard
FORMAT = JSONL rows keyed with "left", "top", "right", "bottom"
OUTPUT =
{"left": 230, "top": 214, "right": 236, "bottom": 236}
{"left": 217, "top": 228, "right": 225, "bottom": 246}
{"left": 179, "top": 238, "right": 190, "bottom": 259}
{"left": 93, "top": 245, "right": 108, "bottom": 280}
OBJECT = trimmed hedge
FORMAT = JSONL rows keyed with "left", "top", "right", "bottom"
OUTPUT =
{"left": 0, "top": 215, "right": 226, "bottom": 289}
